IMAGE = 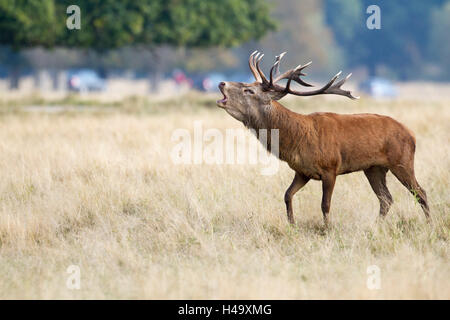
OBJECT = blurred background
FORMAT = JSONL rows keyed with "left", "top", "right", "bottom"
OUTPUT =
{"left": 0, "top": 0, "right": 449, "bottom": 100}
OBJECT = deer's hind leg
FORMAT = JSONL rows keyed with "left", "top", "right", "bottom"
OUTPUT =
{"left": 364, "top": 166, "right": 393, "bottom": 217}
{"left": 390, "top": 165, "right": 430, "bottom": 220}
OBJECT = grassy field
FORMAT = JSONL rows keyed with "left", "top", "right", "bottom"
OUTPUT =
{"left": 0, "top": 93, "right": 448, "bottom": 299}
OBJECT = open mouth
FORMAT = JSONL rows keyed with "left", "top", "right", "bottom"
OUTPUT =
{"left": 217, "top": 86, "right": 228, "bottom": 106}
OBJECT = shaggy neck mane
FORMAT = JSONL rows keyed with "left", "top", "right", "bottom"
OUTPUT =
{"left": 244, "top": 100, "right": 314, "bottom": 162}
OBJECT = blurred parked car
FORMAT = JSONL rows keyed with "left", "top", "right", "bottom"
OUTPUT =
{"left": 359, "top": 77, "right": 397, "bottom": 98}
{"left": 172, "top": 69, "right": 193, "bottom": 87}
{"left": 68, "top": 69, "right": 106, "bottom": 92}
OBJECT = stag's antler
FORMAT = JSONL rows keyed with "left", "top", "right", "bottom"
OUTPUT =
{"left": 273, "top": 52, "right": 286, "bottom": 77}
{"left": 249, "top": 51, "right": 359, "bottom": 100}
{"left": 248, "top": 51, "right": 261, "bottom": 83}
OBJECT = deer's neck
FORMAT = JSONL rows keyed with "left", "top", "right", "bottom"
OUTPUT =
{"left": 244, "top": 100, "right": 313, "bottom": 163}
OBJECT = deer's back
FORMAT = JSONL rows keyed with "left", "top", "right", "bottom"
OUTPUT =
{"left": 289, "top": 112, "right": 416, "bottom": 177}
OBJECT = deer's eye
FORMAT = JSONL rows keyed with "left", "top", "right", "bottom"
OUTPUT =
{"left": 244, "top": 88, "right": 255, "bottom": 95}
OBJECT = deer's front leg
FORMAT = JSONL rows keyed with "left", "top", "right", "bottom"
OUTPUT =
{"left": 284, "top": 173, "right": 310, "bottom": 224}
{"left": 321, "top": 172, "right": 336, "bottom": 227}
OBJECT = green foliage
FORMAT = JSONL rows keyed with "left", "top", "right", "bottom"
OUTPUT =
{"left": 0, "top": 0, "right": 58, "bottom": 49}
{"left": 0, "top": 0, "right": 275, "bottom": 50}
{"left": 57, "top": 0, "right": 159, "bottom": 50}
{"left": 147, "top": 0, "right": 276, "bottom": 47}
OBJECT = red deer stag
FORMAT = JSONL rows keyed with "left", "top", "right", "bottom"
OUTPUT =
{"left": 216, "top": 51, "right": 430, "bottom": 225}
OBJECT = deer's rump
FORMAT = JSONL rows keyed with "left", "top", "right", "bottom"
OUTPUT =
{"left": 308, "top": 112, "right": 416, "bottom": 175}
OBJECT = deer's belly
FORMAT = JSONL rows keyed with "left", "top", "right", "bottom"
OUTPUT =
{"left": 338, "top": 149, "right": 389, "bottom": 174}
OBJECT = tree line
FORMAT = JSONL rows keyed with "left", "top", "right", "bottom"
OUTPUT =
{"left": 0, "top": 0, "right": 449, "bottom": 89}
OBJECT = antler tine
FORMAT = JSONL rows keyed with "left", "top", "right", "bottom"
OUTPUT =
{"left": 255, "top": 54, "right": 269, "bottom": 85}
{"left": 275, "top": 52, "right": 287, "bottom": 62}
{"left": 248, "top": 51, "right": 262, "bottom": 83}
{"left": 294, "top": 62, "right": 314, "bottom": 87}
{"left": 321, "top": 71, "right": 341, "bottom": 91}
{"left": 269, "top": 61, "right": 279, "bottom": 86}
{"left": 270, "top": 52, "right": 287, "bottom": 85}
{"left": 273, "top": 61, "right": 314, "bottom": 87}
{"left": 300, "top": 61, "right": 312, "bottom": 74}
{"left": 284, "top": 70, "right": 294, "bottom": 93}
{"left": 254, "top": 51, "right": 261, "bottom": 62}
{"left": 319, "top": 73, "right": 359, "bottom": 99}
{"left": 274, "top": 52, "right": 286, "bottom": 76}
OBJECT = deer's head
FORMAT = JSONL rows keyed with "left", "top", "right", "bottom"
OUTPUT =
{"left": 217, "top": 51, "right": 358, "bottom": 122}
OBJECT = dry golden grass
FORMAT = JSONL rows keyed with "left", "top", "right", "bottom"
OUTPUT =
{"left": 0, "top": 93, "right": 448, "bottom": 299}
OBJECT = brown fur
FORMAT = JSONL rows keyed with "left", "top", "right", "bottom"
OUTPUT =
{"left": 217, "top": 81, "right": 430, "bottom": 225}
